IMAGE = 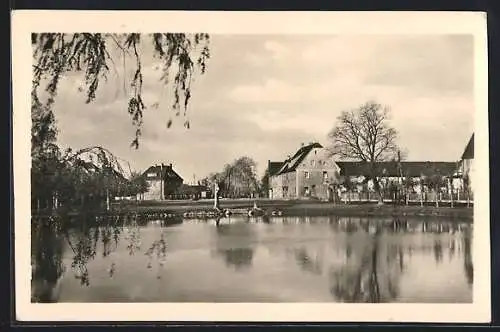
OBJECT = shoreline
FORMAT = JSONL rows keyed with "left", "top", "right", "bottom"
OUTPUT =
{"left": 114, "top": 199, "right": 473, "bottom": 221}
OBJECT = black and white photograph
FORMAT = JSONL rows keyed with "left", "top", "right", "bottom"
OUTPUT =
{"left": 13, "top": 11, "right": 490, "bottom": 322}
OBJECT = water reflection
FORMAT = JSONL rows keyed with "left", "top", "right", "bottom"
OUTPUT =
{"left": 213, "top": 219, "right": 256, "bottom": 270}
{"left": 328, "top": 228, "right": 400, "bottom": 303}
{"left": 31, "top": 213, "right": 474, "bottom": 303}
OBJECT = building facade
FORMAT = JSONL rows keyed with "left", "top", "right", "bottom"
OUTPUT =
{"left": 269, "top": 142, "right": 340, "bottom": 200}
{"left": 269, "top": 142, "right": 460, "bottom": 201}
{"left": 457, "top": 134, "right": 474, "bottom": 194}
{"left": 141, "top": 163, "right": 183, "bottom": 200}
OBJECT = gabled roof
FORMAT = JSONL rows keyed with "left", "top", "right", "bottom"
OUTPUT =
{"left": 276, "top": 142, "right": 323, "bottom": 175}
{"left": 142, "top": 164, "right": 183, "bottom": 182}
{"left": 336, "top": 161, "right": 458, "bottom": 178}
{"left": 268, "top": 161, "right": 284, "bottom": 176}
{"left": 461, "top": 134, "right": 474, "bottom": 160}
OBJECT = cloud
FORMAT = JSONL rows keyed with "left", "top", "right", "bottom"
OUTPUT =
{"left": 52, "top": 34, "right": 474, "bottom": 179}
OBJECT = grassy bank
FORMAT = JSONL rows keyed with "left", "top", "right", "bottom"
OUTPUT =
{"left": 115, "top": 199, "right": 473, "bottom": 221}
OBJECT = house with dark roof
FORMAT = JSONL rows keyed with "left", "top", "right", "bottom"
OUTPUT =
{"left": 269, "top": 142, "right": 341, "bottom": 200}
{"left": 171, "top": 184, "right": 212, "bottom": 200}
{"left": 336, "top": 160, "right": 458, "bottom": 194}
{"left": 141, "top": 163, "right": 183, "bottom": 200}
{"left": 457, "top": 133, "right": 474, "bottom": 193}
{"left": 268, "top": 142, "right": 462, "bottom": 201}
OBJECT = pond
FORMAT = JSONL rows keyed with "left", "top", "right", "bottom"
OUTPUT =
{"left": 31, "top": 214, "right": 473, "bottom": 303}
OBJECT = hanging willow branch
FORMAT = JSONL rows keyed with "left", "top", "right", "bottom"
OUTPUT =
{"left": 31, "top": 33, "right": 211, "bottom": 149}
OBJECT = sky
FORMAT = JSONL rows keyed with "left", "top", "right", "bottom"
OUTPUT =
{"left": 52, "top": 34, "right": 474, "bottom": 182}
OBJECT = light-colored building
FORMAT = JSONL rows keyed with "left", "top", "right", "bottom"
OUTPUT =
{"left": 141, "top": 163, "right": 183, "bottom": 200}
{"left": 269, "top": 142, "right": 459, "bottom": 201}
{"left": 269, "top": 142, "right": 340, "bottom": 200}
{"left": 457, "top": 134, "right": 474, "bottom": 194}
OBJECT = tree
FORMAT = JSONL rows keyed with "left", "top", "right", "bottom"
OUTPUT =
{"left": 259, "top": 172, "right": 270, "bottom": 198}
{"left": 31, "top": 33, "right": 211, "bottom": 214}
{"left": 421, "top": 164, "right": 448, "bottom": 208}
{"left": 327, "top": 101, "right": 399, "bottom": 204}
{"left": 32, "top": 33, "right": 210, "bottom": 150}
{"left": 463, "top": 173, "right": 472, "bottom": 207}
{"left": 128, "top": 171, "right": 150, "bottom": 199}
{"left": 208, "top": 157, "right": 259, "bottom": 198}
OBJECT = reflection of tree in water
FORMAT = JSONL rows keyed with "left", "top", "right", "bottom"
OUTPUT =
{"left": 433, "top": 239, "right": 444, "bottom": 265}
{"left": 31, "top": 213, "right": 178, "bottom": 302}
{"left": 222, "top": 248, "right": 254, "bottom": 269}
{"left": 329, "top": 227, "right": 401, "bottom": 303}
{"left": 294, "top": 247, "right": 323, "bottom": 275}
{"left": 326, "top": 217, "right": 473, "bottom": 303}
{"left": 463, "top": 230, "right": 473, "bottom": 286}
{"left": 145, "top": 231, "right": 168, "bottom": 279}
{"left": 31, "top": 217, "right": 65, "bottom": 302}
{"left": 214, "top": 221, "right": 255, "bottom": 270}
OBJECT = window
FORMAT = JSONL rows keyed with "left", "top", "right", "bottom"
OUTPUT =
{"left": 147, "top": 173, "right": 157, "bottom": 178}
{"left": 323, "top": 171, "right": 328, "bottom": 182}
{"left": 311, "top": 160, "right": 316, "bottom": 167}
{"left": 304, "top": 187, "right": 309, "bottom": 195}
{"left": 304, "top": 171, "right": 310, "bottom": 179}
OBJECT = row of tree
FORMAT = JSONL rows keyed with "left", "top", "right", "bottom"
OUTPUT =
{"left": 32, "top": 146, "right": 150, "bottom": 213}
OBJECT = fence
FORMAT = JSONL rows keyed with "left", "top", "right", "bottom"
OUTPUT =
{"left": 338, "top": 189, "right": 473, "bottom": 206}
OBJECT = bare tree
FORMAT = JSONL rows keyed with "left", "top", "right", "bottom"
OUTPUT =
{"left": 328, "top": 101, "right": 399, "bottom": 204}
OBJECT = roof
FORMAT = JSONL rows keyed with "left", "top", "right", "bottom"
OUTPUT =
{"left": 461, "top": 134, "right": 474, "bottom": 160}
{"left": 336, "top": 161, "right": 458, "bottom": 178}
{"left": 275, "top": 142, "right": 323, "bottom": 175}
{"left": 142, "top": 164, "right": 183, "bottom": 182}
{"left": 267, "top": 161, "right": 284, "bottom": 176}
{"left": 176, "top": 184, "right": 211, "bottom": 194}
